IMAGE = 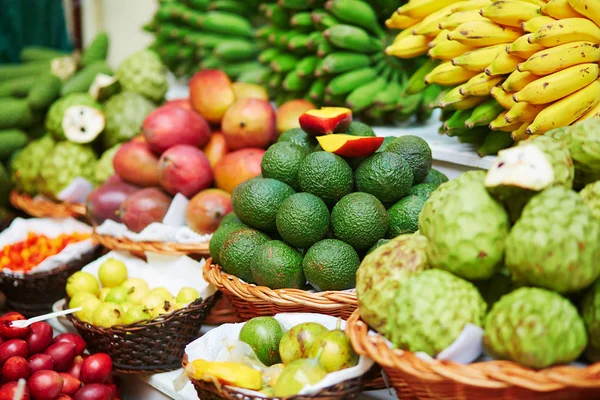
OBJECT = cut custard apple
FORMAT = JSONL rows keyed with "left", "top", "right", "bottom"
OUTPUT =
{"left": 356, "top": 233, "right": 429, "bottom": 335}
{"left": 385, "top": 269, "right": 486, "bottom": 357}
{"left": 506, "top": 187, "right": 600, "bottom": 293}
{"left": 89, "top": 73, "right": 121, "bottom": 101}
{"left": 484, "top": 287, "right": 587, "bottom": 369}
{"left": 46, "top": 93, "right": 103, "bottom": 141}
{"left": 51, "top": 56, "right": 78, "bottom": 81}
{"left": 581, "top": 279, "right": 600, "bottom": 363}
{"left": 10, "top": 135, "right": 55, "bottom": 195}
{"left": 580, "top": 181, "right": 600, "bottom": 220}
{"left": 39, "top": 142, "right": 97, "bottom": 199}
{"left": 62, "top": 105, "right": 106, "bottom": 144}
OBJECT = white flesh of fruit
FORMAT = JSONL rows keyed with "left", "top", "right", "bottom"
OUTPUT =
{"left": 62, "top": 105, "right": 106, "bottom": 144}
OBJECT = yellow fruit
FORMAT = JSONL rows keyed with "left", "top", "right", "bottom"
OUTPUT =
{"left": 459, "top": 72, "right": 505, "bottom": 96}
{"left": 425, "top": 61, "right": 479, "bottom": 85}
{"left": 386, "top": 13, "right": 419, "bottom": 29}
{"left": 521, "top": 16, "right": 556, "bottom": 33}
{"left": 386, "top": 34, "right": 430, "bottom": 58}
{"left": 502, "top": 70, "right": 539, "bottom": 92}
{"left": 511, "top": 122, "right": 532, "bottom": 141}
{"left": 491, "top": 86, "right": 517, "bottom": 109}
{"left": 505, "top": 102, "right": 547, "bottom": 123}
{"left": 529, "top": 18, "right": 600, "bottom": 47}
{"left": 452, "top": 44, "right": 506, "bottom": 72}
{"left": 185, "top": 359, "right": 263, "bottom": 390}
{"left": 429, "top": 41, "right": 475, "bottom": 60}
{"left": 517, "top": 41, "right": 600, "bottom": 75}
{"left": 485, "top": 51, "right": 522, "bottom": 75}
{"left": 569, "top": 0, "right": 600, "bottom": 27}
{"left": 480, "top": 0, "right": 543, "bottom": 28}
{"left": 541, "top": 0, "right": 583, "bottom": 19}
{"left": 448, "top": 21, "right": 523, "bottom": 47}
{"left": 398, "top": 0, "right": 465, "bottom": 19}
{"left": 506, "top": 34, "right": 544, "bottom": 59}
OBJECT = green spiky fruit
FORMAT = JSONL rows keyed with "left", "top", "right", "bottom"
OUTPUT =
{"left": 386, "top": 269, "right": 486, "bottom": 356}
{"left": 115, "top": 50, "right": 168, "bottom": 103}
{"left": 101, "top": 91, "right": 156, "bottom": 148}
{"left": 581, "top": 181, "right": 600, "bottom": 220}
{"left": 420, "top": 175, "right": 509, "bottom": 281}
{"left": 45, "top": 93, "right": 102, "bottom": 141}
{"left": 506, "top": 187, "right": 600, "bottom": 293}
{"left": 11, "top": 136, "right": 56, "bottom": 195}
{"left": 39, "top": 142, "right": 98, "bottom": 199}
{"left": 356, "top": 234, "right": 429, "bottom": 334}
{"left": 95, "top": 145, "right": 120, "bottom": 185}
{"left": 484, "top": 287, "right": 587, "bottom": 369}
{"left": 581, "top": 280, "right": 600, "bottom": 363}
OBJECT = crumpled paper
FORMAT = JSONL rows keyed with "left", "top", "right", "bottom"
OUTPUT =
{"left": 0, "top": 218, "right": 97, "bottom": 276}
{"left": 56, "top": 176, "right": 95, "bottom": 203}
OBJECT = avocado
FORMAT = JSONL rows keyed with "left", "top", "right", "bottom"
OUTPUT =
{"left": 385, "top": 135, "right": 433, "bottom": 184}
{"left": 422, "top": 168, "right": 449, "bottom": 186}
{"left": 354, "top": 152, "right": 414, "bottom": 204}
{"left": 367, "top": 238, "right": 390, "bottom": 255}
{"left": 387, "top": 195, "right": 425, "bottom": 238}
{"left": 345, "top": 121, "right": 375, "bottom": 137}
{"left": 261, "top": 142, "right": 308, "bottom": 190}
{"left": 239, "top": 316, "right": 284, "bottom": 366}
{"left": 218, "top": 212, "right": 242, "bottom": 228}
{"left": 298, "top": 152, "right": 353, "bottom": 206}
{"left": 209, "top": 222, "right": 249, "bottom": 265}
{"left": 376, "top": 136, "right": 396, "bottom": 153}
{"left": 220, "top": 228, "right": 270, "bottom": 283}
{"left": 303, "top": 239, "right": 360, "bottom": 291}
{"left": 276, "top": 192, "right": 330, "bottom": 249}
{"left": 408, "top": 183, "right": 439, "bottom": 200}
{"left": 277, "top": 128, "right": 317, "bottom": 153}
{"left": 251, "top": 240, "right": 305, "bottom": 289}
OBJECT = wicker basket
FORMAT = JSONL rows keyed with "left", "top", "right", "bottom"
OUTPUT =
{"left": 10, "top": 191, "right": 86, "bottom": 219}
{"left": 345, "top": 310, "right": 600, "bottom": 400}
{"left": 92, "top": 230, "right": 210, "bottom": 257}
{"left": 204, "top": 294, "right": 244, "bottom": 325}
{"left": 203, "top": 260, "right": 357, "bottom": 320}
{"left": 66, "top": 293, "right": 219, "bottom": 374}
{"left": 0, "top": 248, "right": 99, "bottom": 317}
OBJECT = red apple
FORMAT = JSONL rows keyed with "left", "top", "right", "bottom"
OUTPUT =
{"left": 158, "top": 145, "right": 213, "bottom": 197}
{"left": 222, "top": 98, "right": 276, "bottom": 150}
{"left": 299, "top": 107, "right": 353, "bottom": 136}
{"left": 73, "top": 384, "right": 114, "bottom": 400}
{"left": 112, "top": 142, "right": 160, "bottom": 187}
{"left": 276, "top": 99, "right": 316, "bottom": 134}
{"left": 214, "top": 148, "right": 264, "bottom": 193}
{"left": 0, "top": 312, "right": 29, "bottom": 339}
{"left": 44, "top": 342, "right": 76, "bottom": 372}
{"left": 189, "top": 70, "right": 236, "bottom": 124}
{"left": 52, "top": 334, "right": 86, "bottom": 357}
{"left": 202, "top": 132, "right": 229, "bottom": 168}
{"left": 186, "top": 189, "right": 232, "bottom": 234}
{"left": 316, "top": 134, "right": 384, "bottom": 157}
{"left": 0, "top": 381, "right": 30, "bottom": 400}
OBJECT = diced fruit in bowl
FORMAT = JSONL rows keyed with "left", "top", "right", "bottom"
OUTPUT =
{"left": 299, "top": 107, "right": 353, "bottom": 136}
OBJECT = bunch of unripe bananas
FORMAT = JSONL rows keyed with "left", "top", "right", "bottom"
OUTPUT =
{"left": 388, "top": 0, "right": 600, "bottom": 155}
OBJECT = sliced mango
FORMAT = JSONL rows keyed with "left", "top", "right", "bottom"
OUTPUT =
{"left": 185, "top": 359, "right": 263, "bottom": 390}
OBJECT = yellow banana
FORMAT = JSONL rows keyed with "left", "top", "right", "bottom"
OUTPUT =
{"left": 448, "top": 21, "right": 523, "bottom": 47}
{"left": 490, "top": 111, "right": 523, "bottom": 131}
{"left": 386, "top": 34, "right": 430, "bottom": 58}
{"left": 452, "top": 44, "right": 506, "bottom": 72}
{"left": 447, "top": 95, "right": 490, "bottom": 109}
{"left": 514, "top": 63, "right": 600, "bottom": 104}
{"left": 520, "top": 0, "right": 547, "bottom": 5}
{"left": 459, "top": 72, "right": 505, "bottom": 96}
{"left": 506, "top": 34, "right": 544, "bottom": 59}
{"left": 452, "top": 0, "right": 493, "bottom": 12}
{"left": 438, "top": 11, "right": 488, "bottom": 30}
{"left": 480, "top": 0, "right": 543, "bottom": 28}
{"left": 386, "top": 13, "right": 419, "bottom": 29}
{"left": 398, "top": 0, "right": 465, "bottom": 19}
{"left": 439, "top": 85, "right": 467, "bottom": 107}
{"left": 568, "top": 0, "right": 600, "bottom": 27}
{"left": 502, "top": 70, "right": 539, "bottom": 91}
{"left": 414, "top": 18, "right": 445, "bottom": 36}
{"left": 429, "top": 41, "right": 475, "bottom": 60}
{"left": 529, "top": 18, "right": 600, "bottom": 47}
{"left": 429, "top": 29, "right": 451, "bottom": 47}
{"left": 527, "top": 79, "right": 600, "bottom": 134}
{"left": 491, "top": 86, "right": 518, "bottom": 109}
{"left": 521, "top": 16, "right": 556, "bottom": 33}
{"left": 541, "top": 0, "right": 583, "bottom": 18}
{"left": 576, "top": 101, "right": 600, "bottom": 122}
{"left": 505, "top": 102, "right": 547, "bottom": 123}
{"left": 425, "top": 61, "right": 479, "bottom": 85}
{"left": 518, "top": 41, "right": 600, "bottom": 75}
{"left": 511, "top": 122, "right": 532, "bottom": 141}
{"left": 485, "top": 51, "right": 522, "bottom": 75}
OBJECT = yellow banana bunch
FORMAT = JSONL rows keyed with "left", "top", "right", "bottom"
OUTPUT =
{"left": 529, "top": 18, "right": 600, "bottom": 46}
{"left": 502, "top": 70, "right": 539, "bottom": 91}
{"left": 568, "top": 0, "right": 600, "bottom": 27}
{"left": 452, "top": 44, "right": 506, "bottom": 72}
{"left": 541, "top": 0, "right": 583, "bottom": 19}
{"left": 449, "top": 21, "right": 523, "bottom": 46}
{"left": 480, "top": 0, "right": 542, "bottom": 28}
{"left": 506, "top": 34, "right": 544, "bottom": 59}
{"left": 460, "top": 72, "right": 505, "bottom": 96}
{"left": 485, "top": 51, "right": 522, "bottom": 75}
{"left": 425, "top": 61, "right": 479, "bottom": 85}
{"left": 521, "top": 16, "right": 556, "bottom": 33}
{"left": 517, "top": 41, "right": 600, "bottom": 75}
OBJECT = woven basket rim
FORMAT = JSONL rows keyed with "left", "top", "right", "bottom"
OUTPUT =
{"left": 345, "top": 309, "right": 600, "bottom": 392}
{"left": 10, "top": 191, "right": 86, "bottom": 218}
{"left": 91, "top": 229, "right": 210, "bottom": 256}
{"left": 203, "top": 260, "right": 358, "bottom": 309}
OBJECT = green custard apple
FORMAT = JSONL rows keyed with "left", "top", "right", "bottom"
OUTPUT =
{"left": 11, "top": 135, "right": 56, "bottom": 195}
{"left": 420, "top": 176, "right": 509, "bottom": 281}
{"left": 506, "top": 187, "right": 600, "bottom": 293}
{"left": 386, "top": 269, "right": 487, "bottom": 356}
{"left": 39, "top": 142, "right": 97, "bottom": 199}
{"left": 581, "top": 279, "right": 600, "bottom": 362}
{"left": 94, "top": 144, "right": 120, "bottom": 184}
{"left": 580, "top": 180, "right": 600, "bottom": 220}
{"left": 101, "top": 91, "right": 156, "bottom": 148}
{"left": 45, "top": 93, "right": 104, "bottom": 141}
{"left": 116, "top": 50, "right": 168, "bottom": 103}
{"left": 356, "top": 234, "right": 429, "bottom": 334}
{"left": 484, "top": 287, "right": 587, "bottom": 369}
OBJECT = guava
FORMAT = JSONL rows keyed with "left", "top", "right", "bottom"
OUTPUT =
{"left": 98, "top": 258, "right": 128, "bottom": 288}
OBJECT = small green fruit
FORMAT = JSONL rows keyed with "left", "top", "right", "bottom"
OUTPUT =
{"left": 273, "top": 359, "right": 328, "bottom": 397}
{"left": 69, "top": 292, "right": 97, "bottom": 309}
{"left": 121, "top": 278, "right": 150, "bottom": 293}
{"left": 92, "top": 302, "right": 123, "bottom": 328}
{"left": 239, "top": 317, "right": 284, "bottom": 366}
{"left": 99, "top": 288, "right": 110, "bottom": 302}
{"left": 66, "top": 271, "right": 100, "bottom": 297}
{"left": 279, "top": 322, "right": 328, "bottom": 364}
{"left": 176, "top": 287, "right": 200, "bottom": 305}
{"left": 142, "top": 294, "right": 164, "bottom": 310}
{"left": 98, "top": 258, "right": 128, "bottom": 288}
{"left": 308, "top": 330, "right": 358, "bottom": 372}
{"left": 150, "top": 287, "right": 174, "bottom": 301}
{"left": 105, "top": 286, "right": 129, "bottom": 304}
{"left": 123, "top": 305, "right": 152, "bottom": 325}
{"left": 75, "top": 297, "right": 101, "bottom": 324}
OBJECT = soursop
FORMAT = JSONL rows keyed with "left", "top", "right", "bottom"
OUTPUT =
{"left": 484, "top": 287, "right": 587, "bottom": 369}
{"left": 94, "top": 144, "right": 120, "bottom": 185}
{"left": 420, "top": 177, "right": 509, "bottom": 281}
{"left": 506, "top": 187, "right": 600, "bottom": 293}
{"left": 485, "top": 135, "right": 574, "bottom": 221}
{"left": 11, "top": 135, "right": 56, "bottom": 195}
{"left": 385, "top": 269, "right": 486, "bottom": 356}
{"left": 101, "top": 91, "right": 155, "bottom": 148}
{"left": 581, "top": 279, "right": 600, "bottom": 362}
{"left": 115, "top": 50, "right": 167, "bottom": 103}
{"left": 356, "top": 234, "right": 429, "bottom": 334}
{"left": 581, "top": 181, "right": 600, "bottom": 220}
{"left": 39, "top": 142, "right": 97, "bottom": 199}
{"left": 46, "top": 93, "right": 103, "bottom": 141}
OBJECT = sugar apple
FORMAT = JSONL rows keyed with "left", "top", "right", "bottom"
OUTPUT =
{"left": 385, "top": 269, "right": 486, "bottom": 356}
{"left": 356, "top": 234, "right": 430, "bottom": 334}
{"left": 420, "top": 178, "right": 509, "bottom": 281}
{"left": 581, "top": 181, "right": 600, "bottom": 220}
{"left": 46, "top": 93, "right": 103, "bottom": 141}
{"left": 94, "top": 144, "right": 120, "bottom": 185}
{"left": 485, "top": 135, "right": 574, "bottom": 222}
{"left": 11, "top": 135, "right": 56, "bottom": 195}
{"left": 101, "top": 91, "right": 155, "bottom": 148}
{"left": 115, "top": 50, "right": 167, "bottom": 103}
{"left": 506, "top": 187, "right": 600, "bottom": 293}
{"left": 581, "top": 279, "right": 600, "bottom": 362}
{"left": 39, "top": 142, "right": 97, "bottom": 199}
{"left": 473, "top": 266, "right": 516, "bottom": 310}
{"left": 484, "top": 287, "right": 587, "bottom": 369}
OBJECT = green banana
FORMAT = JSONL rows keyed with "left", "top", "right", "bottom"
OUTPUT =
{"left": 181, "top": 0, "right": 210, "bottom": 11}
{"left": 283, "top": 70, "right": 312, "bottom": 91}
{"left": 196, "top": 12, "right": 254, "bottom": 37}
{"left": 307, "top": 78, "right": 328, "bottom": 104}
{"left": 291, "top": 12, "right": 314, "bottom": 31}
{"left": 256, "top": 26, "right": 275, "bottom": 40}
{"left": 288, "top": 34, "right": 311, "bottom": 53}
{"left": 270, "top": 53, "right": 299, "bottom": 73}
{"left": 262, "top": 4, "right": 290, "bottom": 28}
{"left": 279, "top": 0, "right": 315, "bottom": 10}
{"left": 374, "top": 78, "right": 404, "bottom": 111}
{"left": 465, "top": 99, "right": 505, "bottom": 128}
{"left": 209, "top": 0, "right": 253, "bottom": 15}
{"left": 258, "top": 48, "right": 280, "bottom": 64}
{"left": 186, "top": 32, "right": 232, "bottom": 48}
{"left": 312, "top": 10, "right": 340, "bottom": 30}
{"left": 405, "top": 59, "right": 440, "bottom": 95}
{"left": 444, "top": 109, "right": 471, "bottom": 130}
{"left": 326, "top": 68, "right": 378, "bottom": 96}
{"left": 201, "top": 55, "right": 221, "bottom": 69}
{"left": 346, "top": 77, "right": 387, "bottom": 112}
{"left": 477, "top": 132, "right": 514, "bottom": 157}
{"left": 317, "top": 40, "right": 335, "bottom": 57}
{"left": 325, "top": 0, "right": 385, "bottom": 38}
{"left": 323, "top": 25, "right": 380, "bottom": 53}
{"left": 321, "top": 52, "right": 371, "bottom": 74}
{"left": 307, "top": 31, "right": 325, "bottom": 50}
{"left": 221, "top": 61, "right": 262, "bottom": 79}
{"left": 396, "top": 92, "right": 423, "bottom": 121}
{"left": 269, "top": 72, "right": 284, "bottom": 89}
{"left": 296, "top": 56, "right": 320, "bottom": 77}
{"left": 457, "top": 130, "right": 487, "bottom": 145}
{"left": 214, "top": 40, "right": 258, "bottom": 62}
{"left": 417, "top": 84, "right": 444, "bottom": 122}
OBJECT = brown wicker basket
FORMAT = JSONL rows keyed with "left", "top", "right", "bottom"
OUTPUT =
{"left": 345, "top": 310, "right": 600, "bottom": 400}
{"left": 0, "top": 248, "right": 99, "bottom": 317}
{"left": 203, "top": 260, "right": 358, "bottom": 320}
{"left": 66, "top": 293, "right": 219, "bottom": 374}
{"left": 10, "top": 191, "right": 86, "bottom": 219}
{"left": 92, "top": 230, "right": 210, "bottom": 257}
{"left": 204, "top": 294, "right": 244, "bottom": 325}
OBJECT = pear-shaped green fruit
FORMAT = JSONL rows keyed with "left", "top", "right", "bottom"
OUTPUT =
{"left": 105, "top": 286, "right": 129, "bottom": 304}
{"left": 239, "top": 317, "right": 284, "bottom": 366}
{"left": 98, "top": 258, "right": 128, "bottom": 288}
{"left": 92, "top": 302, "right": 123, "bottom": 328}
{"left": 308, "top": 330, "right": 358, "bottom": 372}
{"left": 123, "top": 305, "right": 152, "bottom": 325}
{"left": 273, "top": 359, "right": 328, "bottom": 397}
{"left": 279, "top": 322, "right": 328, "bottom": 364}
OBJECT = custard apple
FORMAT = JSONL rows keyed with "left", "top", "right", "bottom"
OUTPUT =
{"left": 39, "top": 142, "right": 97, "bottom": 199}
{"left": 356, "top": 234, "right": 429, "bottom": 334}
{"left": 484, "top": 287, "right": 587, "bottom": 369}
{"left": 485, "top": 135, "right": 574, "bottom": 221}
{"left": 385, "top": 269, "right": 486, "bottom": 356}
{"left": 506, "top": 187, "right": 600, "bottom": 293}
{"left": 94, "top": 144, "right": 120, "bottom": 185}
{"left": 46, "top": 93, "right": 103, "bottom": 141}
{"left": 11, "top": 135, "right": 56, "bottom": 195}
{"left": 581, "top": 181, "right": 600, "bottom": 220}
{"left": 420, "top": 177, "right": 509, "bottom": 281}
{"left": 115, "top": 50, "right": 167, "bottom": 103}
{"left": 101, "top": 91, "right": 155, "bottom": 148}
{"left": 581, "top": 279, "right": 600, "bottom": 362}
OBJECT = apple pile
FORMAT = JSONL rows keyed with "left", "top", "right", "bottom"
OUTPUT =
{"left": 0, "top": 312, "right": 116, "bottom": 400}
